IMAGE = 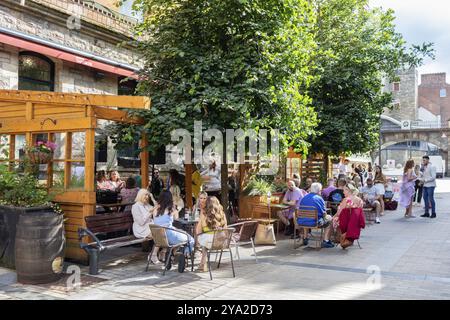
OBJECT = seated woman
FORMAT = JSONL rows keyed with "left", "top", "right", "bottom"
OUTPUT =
{"left": 96, "top": 170, "right": 115, "bottom": 191}
{"left": 153, "top": 190, "right": 194, "bottom": 256}
{"left": 120, "top": 176, "right": 140, "bottom": 212}
{"left": 131, "top": 189, "right": 158, "bottom": 263}
{"left": 109, "top": 170, "right": 125, "bottom": 192}
{"left": 192, "top": 191, "right": 208, "bottom": 219}
{"left": 170, "top": 184, "right": 184, "bottom": 218}
{"left": 330, "top": 183, "right": 364, "bottom": 245}
{"left": 195, "top": 196, "right": 227, "bottom": 272}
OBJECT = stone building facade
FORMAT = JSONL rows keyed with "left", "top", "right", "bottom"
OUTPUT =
{"left": 382, "top": 67, "right": 419, "bottom": 122}
{"left": 0, "top": 0, "right": 142, "bottom": 167}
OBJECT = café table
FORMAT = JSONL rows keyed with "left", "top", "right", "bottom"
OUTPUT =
{"left": 173, "top": 218, "right": 199, "bottom": 237}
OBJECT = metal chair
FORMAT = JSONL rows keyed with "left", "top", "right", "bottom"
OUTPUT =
{"left": 228, "top": 221, "right": 259, "bottom": 263}
{"left": 146, "top": 224, "right": 194, "bottom": 275}
{"left": 294, "top": 206, "right": 324, "bottom": 250}
{"left": 198, "top": 227, "right": 236, "bottom": 280}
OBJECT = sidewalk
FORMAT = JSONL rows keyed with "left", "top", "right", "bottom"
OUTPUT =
{"left": 1, "top": 192, "right": 449, "bottom": 300}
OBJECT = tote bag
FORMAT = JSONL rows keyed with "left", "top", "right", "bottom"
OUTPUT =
{"left": 255, "top": 223, "right": 276, "bottom": 245}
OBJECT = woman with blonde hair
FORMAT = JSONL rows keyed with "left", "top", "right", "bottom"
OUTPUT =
{"left": 109, "top": 170, "right": 125, "bottom": 191}
{"left": 195, "top": 196, "right": 227, "bottom": 272}
{"left": 131, "top": 189, "right": 158, "bottom": 263}
{"left": 192, "top": 191, "right": 208, "bottom": 218}
{"left": 373, "top": 165, "right": 387, "bottom": 215}
{"left": 170, "top": 184, "right": 184, "bottom": 218}
{"left": 399, "top": 159, "right": 417, "bottom": 218}
{"left": 331, "top": 183, "right": 363, "bottom": 238}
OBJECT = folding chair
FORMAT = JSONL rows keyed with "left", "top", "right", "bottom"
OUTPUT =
{"left": 228, "top": 221, "right": 259, "bottom": 263}
{"left": 146, "top": 224, "right": 194, "bottom": 275}
{"left": 198, "top": 228, "right": 236, "bottom": 280}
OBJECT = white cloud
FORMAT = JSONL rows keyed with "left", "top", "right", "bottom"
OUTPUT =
{"left": 370, "top": 0, "right": 450, "bottom": 82}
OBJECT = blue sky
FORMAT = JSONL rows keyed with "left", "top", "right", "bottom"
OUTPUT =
{"left": 370, "top": 0, "right": 450, "bottom": 83}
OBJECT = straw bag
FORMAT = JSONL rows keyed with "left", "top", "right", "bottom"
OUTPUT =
{"left": 255, "top": 223, "right": 276, "bottom": 245}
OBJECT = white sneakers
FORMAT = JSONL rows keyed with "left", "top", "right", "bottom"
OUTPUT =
{"left": 375, "top": 217, "right": 381, "bottom": 224}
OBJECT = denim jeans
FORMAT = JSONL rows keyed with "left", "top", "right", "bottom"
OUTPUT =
{"left": 423, "top": 186, "right": 436, "bottom": 215}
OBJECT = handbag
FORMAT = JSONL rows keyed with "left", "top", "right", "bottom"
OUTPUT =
{"left": 255, "top": 223, "right": 276, "bottom": 245}
{"left": 340, "top": 232, "right": 353, "bottom": 249}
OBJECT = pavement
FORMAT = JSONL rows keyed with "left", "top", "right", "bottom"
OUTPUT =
{"left": 1, "top": 180, "right": 450, "bottom": 300}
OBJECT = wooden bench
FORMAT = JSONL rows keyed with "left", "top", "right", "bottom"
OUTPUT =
{"left": 78, "top": 211, "right": 146, "bottom": 275}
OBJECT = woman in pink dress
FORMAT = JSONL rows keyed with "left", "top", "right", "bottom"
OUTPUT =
{"left": 399, "top": 159, "right": 417, "bottom": 218}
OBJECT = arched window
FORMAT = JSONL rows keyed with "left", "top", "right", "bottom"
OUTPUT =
{"left": 18, "top": 52, "right": 55, "bottom": 91}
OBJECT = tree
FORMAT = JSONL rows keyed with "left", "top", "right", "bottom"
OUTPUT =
{"left": 111, "top": 0, "right": 320, "bottom": 207}
{"left": 307, "top": 0, "right": 434, "bottom": 158}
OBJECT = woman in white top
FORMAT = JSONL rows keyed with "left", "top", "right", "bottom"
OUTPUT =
{"left": 170, "top": 184, "right": 184, "bottom": 218}
{"left": 131, "top": 189, "right": 160, "bottom": 264}
{"left": 131, "top": 189, "right": 156, "bottom": 239}
{"left": 201, "top": 160, "right": 221, "bottom": 190}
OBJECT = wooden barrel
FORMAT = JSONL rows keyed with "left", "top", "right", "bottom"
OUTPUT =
{"left": 15, "top": 207, "right": 65, "bottom": 285}
{"left": 0, "top": 206, "right": 21, "bottom": 269}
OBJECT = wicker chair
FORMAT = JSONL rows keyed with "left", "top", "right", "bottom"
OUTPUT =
{"left": 198, "top": 227, "right": 236, "bottom": 280}
{"left": 228, "top": 221, "right": 259, "bottom": 263}
{"left": 146, "top": 224, "right": 194, "bottom": 275}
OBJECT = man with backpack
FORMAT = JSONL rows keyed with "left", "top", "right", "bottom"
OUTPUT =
{"left": 328, "top": 179, "right": 346, "bottom": 215}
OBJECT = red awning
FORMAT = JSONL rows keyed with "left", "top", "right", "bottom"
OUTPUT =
{"left": 0, "top": 32, "right": 137, "bottom": 79}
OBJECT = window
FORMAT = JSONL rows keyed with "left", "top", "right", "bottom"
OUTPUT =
{"left": 440, "top": 88, "right": 446, "bottom": 98}
{"left": 19, "top": 52, "right": 55, "bottom": 91}
{"left": 393, "top": 82, "right": 400, "bottom": 92}
{"left": 118, "top": 76, "right": 138, "bottom": 96}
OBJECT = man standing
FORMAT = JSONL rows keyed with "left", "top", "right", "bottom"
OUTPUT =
{"left": 420, "top": 155, "right": 437, "bottom": 218}
{"left": 360, "top": 178, "right": 382, "bottom": 224}
{"left": 149, "top": 169, "right": 164, "bottom": 199}
{"left": 339, "top": 159, "right": 350, "bottom": 177}
{"left": 278, "top": 180, "right": 307, "bottom": 236}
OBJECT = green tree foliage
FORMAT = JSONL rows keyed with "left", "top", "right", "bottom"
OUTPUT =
{"left": 307, "top": 0, "right": 434, "bottom": 157}
{"left": 112, "top": 0, "right": 318, "bottom": 155}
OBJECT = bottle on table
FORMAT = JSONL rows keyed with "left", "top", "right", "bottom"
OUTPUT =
{"left": 194, "top": 207, "right": 200, "bottom": 221}
{"left": 184, "top": 208, "right": 190, "bottom": 220}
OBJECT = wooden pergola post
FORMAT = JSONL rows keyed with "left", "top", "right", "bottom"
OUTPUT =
{"left": 140, "top": 132, "right": 149, "bottom": 189}
{"left": 185, "top": 164, "right": 193, "bottom": 209}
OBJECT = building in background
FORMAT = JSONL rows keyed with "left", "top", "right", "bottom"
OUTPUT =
{"left": 0, "top": 0, "right": 142, "bottom": 169}
{"left": 377, "top": 67, "right": 449, "bottom": 176}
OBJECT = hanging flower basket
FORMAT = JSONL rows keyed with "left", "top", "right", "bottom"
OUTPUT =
{"left": 27, "top": 150, "right": 53, "bottom": 164}
{"left": 26, "top": 141, "right": 57, "bottom": 165}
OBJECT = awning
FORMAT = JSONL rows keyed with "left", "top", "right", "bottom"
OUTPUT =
{"left": 0, "top": 32, "right": 138, "bottom": 79}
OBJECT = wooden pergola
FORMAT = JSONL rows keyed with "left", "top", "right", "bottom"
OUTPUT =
{"left": 0, "top": 89, "right": 150, "bottom": 262}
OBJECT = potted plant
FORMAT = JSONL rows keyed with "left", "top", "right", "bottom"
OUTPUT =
{"left": 0, "top": 161, "right": 65, "bottom": 284}
{"left": 239, "top": 176, "right": 276, "bottom": 218}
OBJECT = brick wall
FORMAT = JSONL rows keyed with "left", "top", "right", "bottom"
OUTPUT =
{"left": 418, "top": 73, "right": 450, "bottom": 122}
